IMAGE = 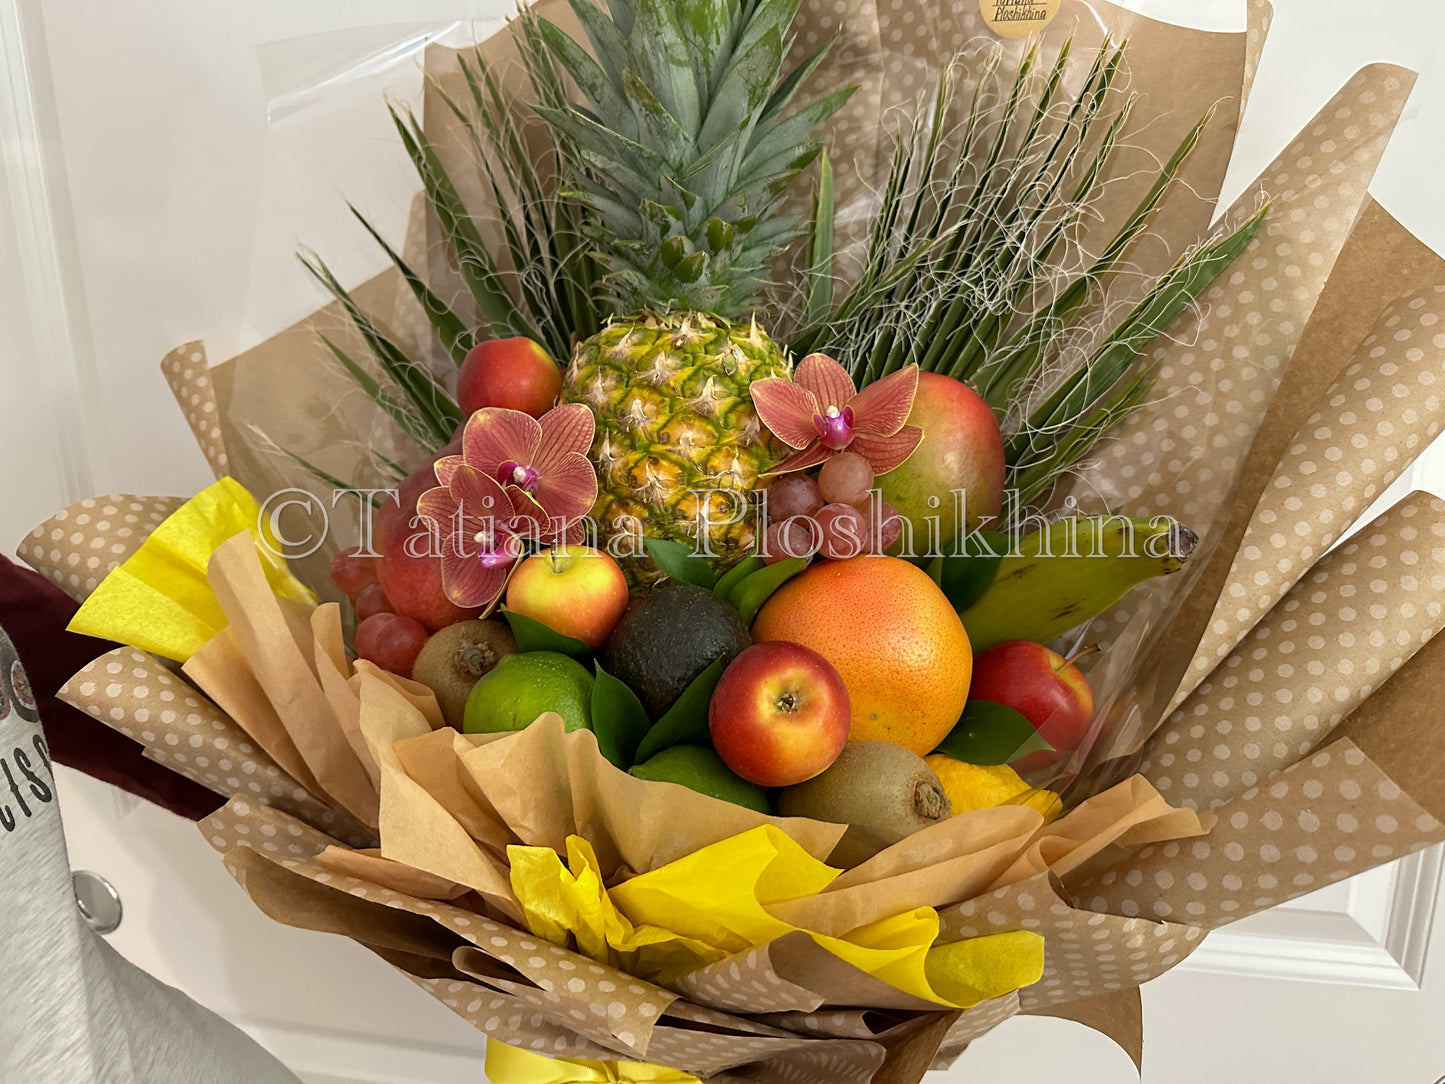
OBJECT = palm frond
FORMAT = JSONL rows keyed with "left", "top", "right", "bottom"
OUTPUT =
{"left": 790, "top": 37, "right": 1266, "bottom": 520}
{"left": 1005, "top": 205, "right": 1268, "bottom": 500}
{"left": 347, "top": 203, "right": 475, "bottom": 367}
{"left": 305, "top": 36, "right": 606, "bottom": 456}
{"left": 300, "top": 250, "right": 462, "bottom": 451}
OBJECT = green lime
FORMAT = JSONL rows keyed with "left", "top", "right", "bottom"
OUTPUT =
{"left": 630, "top": 746, "right": 771, "bottom": 813}
{"left": 463, "top": 651, "right": 594, "bottom": 735}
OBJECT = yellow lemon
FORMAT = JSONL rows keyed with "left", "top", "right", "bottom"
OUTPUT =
{"left": 924, "top": 754, "right": 1062, "bottom": 823}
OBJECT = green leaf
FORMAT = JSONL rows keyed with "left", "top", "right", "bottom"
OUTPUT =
{"left": 928, "top": 529, "right": 1009, "bottom": 613}
{"left": 348, "top": 204, "right": 475, "bottom": 367}
{"left": 563, "top": 0, "right": 629, "bottom": 90}
{"left": 935, "top": 700, "right": 1052, "bottom": 765}
{"left": 632, "top": 656, "right": 727, "bottom": 763}
{"left": 644, "top": 537, "right": 717, "bottom": 589}
{"left": 803, "top": 149, "right": 834, "bottom": 327}
{"left": 314, "top": 333, "right": 435, "bottom": 451}
{"left": 761, "top": 37, "right": 835, "bottom": 126}
{"left": 278, "top": 448, "right": 381, "bottom": 508}
{"left": 714, "top": 555, "right": 764, "bottom": 605}
{"left": 299, "top": 251, "right": 461, "bottom": 447}
{"left": 696, "top": 23, "right": 782, "bottom": 152}
{"left": 389, "top": 106, "right": 539, "bottom": 342}
{"left": 590, "top": 662, "right": 653, "bottom": 768}
{"left": 628, "top": 0, "right": 703, "bottom": 138}
{"left": 738, "top": 88, "right": 856, "bottom": 186}
{"left": 1006, "top": 728, "right": 1055, "bottom": 765}
{"left": 729, "top": 557, "right": 809, "bottom": 625}
{"left": 535, "top": 17, "right": 633, "bottom": 134}
{"left": 501, "top": 609, "right": 592, "bottom": 659}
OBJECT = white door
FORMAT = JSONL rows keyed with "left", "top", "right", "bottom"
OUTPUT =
{"left": 2, "top": 2, "right": 1444, "bottom": 1081}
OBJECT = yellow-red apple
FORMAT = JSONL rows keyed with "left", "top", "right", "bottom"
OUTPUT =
{"left": 505, "top": 546, "right": 628, "bottom": 650}
{"left": 709, "top": 642, "right": 850, "bottom": 787}
{"left": 968, "top": 639, "right": 1094, "bottom": 772}
{"left": 457, "top": 337, "right": 562, "bottom": 418}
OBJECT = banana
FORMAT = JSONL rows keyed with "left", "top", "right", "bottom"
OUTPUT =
{"left": 959, "top": 515, "right": 1198, "bottom": 651}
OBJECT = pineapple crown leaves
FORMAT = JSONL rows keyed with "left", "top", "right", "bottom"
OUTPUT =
{"left": 529, "top": 0, "right": 856, "bottom": 317}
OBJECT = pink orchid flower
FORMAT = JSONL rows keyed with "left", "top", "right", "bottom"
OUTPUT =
{"left": 434, "top": 404, "right": 599, "bottom": 532}
{"left": 750, "top": 354, "right": 923, "bottom": 474}
{"left": 419, "top": 404, "right": 599, "bottom": 609}
{"left": 415, "top": 465, "right": 530, "bottom": 610}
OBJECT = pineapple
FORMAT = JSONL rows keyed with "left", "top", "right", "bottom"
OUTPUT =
{"left": 529, "top": 0, "right": 854, "bottom": 580}
{"left": 567, "top": 311, "right": 786, "bottom": 578}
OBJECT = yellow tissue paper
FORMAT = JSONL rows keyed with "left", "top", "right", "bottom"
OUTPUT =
{"left": 485, "top": 1040, "right": 699, "bottom": 1083}
{"left": 68, "top": 476, "right": 315, "bottom": 661}
{"left": 509, "top": 825, "right": 1044, "bottom": 1009}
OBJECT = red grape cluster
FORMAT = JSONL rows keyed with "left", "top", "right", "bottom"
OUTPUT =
{"left": 330, "top": 547, "right": 428, "bottom": 676}
{"left": 761, "top": 453, "right": 903, "bottom": 564}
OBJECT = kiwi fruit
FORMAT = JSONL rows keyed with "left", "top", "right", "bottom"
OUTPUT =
{"left": 602, "top": 584, "right": 751, "bottom": 718}
{"left": 411, "top": 619, "right": 516, "bottom": 727}
{"left": 777, "top": 741, "right": 952, "bottom": 867}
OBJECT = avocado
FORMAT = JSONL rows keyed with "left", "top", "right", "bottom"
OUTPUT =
{"left": 602, "top": 584, "right": 751, "bottom": 718}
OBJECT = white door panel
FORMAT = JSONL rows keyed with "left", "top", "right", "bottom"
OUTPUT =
{"left": 4, "top": 1, "right": 1445, "bottom": 1080}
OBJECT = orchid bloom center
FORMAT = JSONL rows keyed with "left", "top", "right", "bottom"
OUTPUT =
{"left": 814, "top": 404, "right": 856, "bottom": 450}
{"left": 471, "top": 524, "right": 516, "bottom": 568}
{"left": 500, "top": 460, "right": 541, "bottom": 492}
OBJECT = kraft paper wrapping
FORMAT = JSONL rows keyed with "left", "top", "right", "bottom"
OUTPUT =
{"left": 360, "top": 676, "right": 521, "bottom": 918}
{"left": 196, "top": 534, "right": 380, "bottom": 825}
{"left": 19, "top": 494, "right": 184, "bottom": 602}
{"left": 1172, "top": 286, "right": 1445, "bottom": 708}
{"left": 1025, "top": 988, "right": 1143, "bottom": 1072}
{"left": 1081, "top": 63, "right": 1412, "bottom": 535}
{"left": 201, "top": 797, "right": 956, "bottom": 1083}
{"left": 1241, "top": 0, "right": 1274, "bottom": 117}
{"left": 1073, "top": 738, "right": 1445, "bottom": 925}
{"left": 1067, "top": 63, "right": 1416, "bottom": 746}
{"left": 209, "top": 268, "right": 430, "bottom": 603}
{"left": 1141, "top": 492, "right": 1445, "bottom": 812}
{"left": 160, "top": 341, "right": 230, "bottom": 478}
{"left": 57, "top": 645, "right": 373, "bottom": 848}
{"left": 185, "top": 683, "right": 1209, "bottom": 1070}
{"left": 1105, "top": 200, "right": 1445, "bottom": 752}
{"left": 937, "top": 870, "right": 1207, "bottom": 1010}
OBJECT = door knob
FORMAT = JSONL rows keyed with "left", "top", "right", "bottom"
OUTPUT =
{"left": 72, "top": 870, "right": 123, "bottom": 934}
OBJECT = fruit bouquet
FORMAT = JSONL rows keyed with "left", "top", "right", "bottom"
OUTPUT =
{"left": 21, "top": 0, "right": 1445, "bottom": 1079}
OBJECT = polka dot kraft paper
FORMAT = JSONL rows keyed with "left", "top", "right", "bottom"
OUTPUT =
{"left": 1142, "top": 492, "right": 1445, "bottom": 812}
{"left": 160, "top": 341, "right": 230, "bottom": 479}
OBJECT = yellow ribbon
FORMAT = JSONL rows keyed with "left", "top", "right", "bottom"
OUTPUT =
{"left": 485, "top": 1040, "right": 699, "bottom": 1083}
{"left": 68, "top": 476, "right": 315, "bottom": 661}
{"left": 509, "top": 825, "right": 1043, "bottom": 1009}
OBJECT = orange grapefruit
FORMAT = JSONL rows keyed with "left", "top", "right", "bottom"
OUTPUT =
{"left": 752, "top": 556, "right": 972, "bottom": 755}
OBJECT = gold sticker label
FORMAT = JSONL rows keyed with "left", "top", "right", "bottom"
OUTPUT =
{"left": 980, "top": 0, "right": 1062, "bottom": 39}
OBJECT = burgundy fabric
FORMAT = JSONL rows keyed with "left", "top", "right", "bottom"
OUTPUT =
{"left": 0, "top": 555, "right": 224, "bottom": 820}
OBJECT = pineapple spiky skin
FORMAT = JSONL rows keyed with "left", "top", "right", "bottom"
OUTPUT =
{"left": 564, "top": 311, "right": 790, "bottom": 584}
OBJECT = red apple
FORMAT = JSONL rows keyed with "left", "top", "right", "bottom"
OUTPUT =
{"left": 457, "top": 337, "right": 562, "bottom": 418}
{"left": 377, "top": 524, "right": 482, "bottom": 631}
{"left": 504, "top": 545, "right": 629, "bottom": 650}
{"left": 968, "top": 639, "right": 1095, "bottom": 772}
{"left": 877, "top": 372, "right": 1005, "bottom": 555}
{"left": 709, "top": 642, "right": 851, "bottom": 787}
